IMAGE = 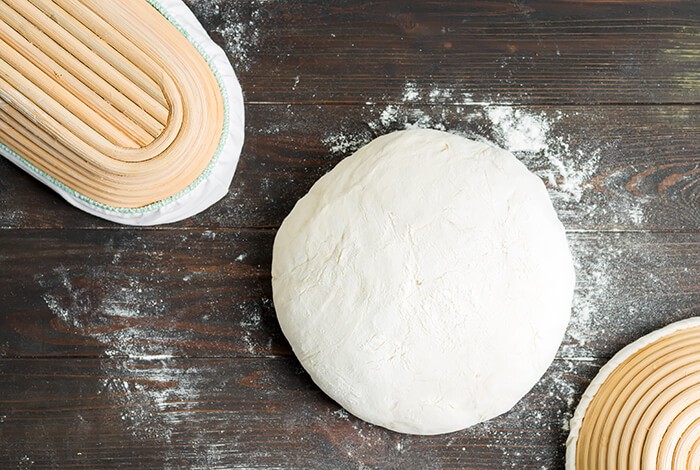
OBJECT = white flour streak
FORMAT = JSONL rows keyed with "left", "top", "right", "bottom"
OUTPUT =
{"left": 100, "top": 358, "right": 207, "bottom": 443}
{"left": 323, "top": 82, "right": 609, "bottom": 206}
{"left": 138, "top": 354, "right": 175, "bottom": 361}
{"left": 321, "top": 132, "right": 370, "bottom": 156}
{"left": 35, "top": 265, "right": 202, "bottom": 445}
{"left": 485, "top": 107, "right": 602, "bottom": 203}
{"left": 402, "top": 81, "right": 420, "bottom": 102}
{"left": 486, "top": 106, "right": 550, "bottom": 153}
{"left": 185, "top": 0, "right": 272, "bottom": 72}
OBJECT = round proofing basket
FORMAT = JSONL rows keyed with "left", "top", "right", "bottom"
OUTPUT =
{"left": 567, "top": 317, "right": 700, "bottom": 469}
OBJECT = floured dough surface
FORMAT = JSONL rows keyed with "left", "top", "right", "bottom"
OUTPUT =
{"left": 272, "top": 129, "right": 575, "bottom": 435}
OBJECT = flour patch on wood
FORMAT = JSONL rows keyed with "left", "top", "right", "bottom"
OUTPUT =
{"left": 564, "top": 232, "right": 682, "bottom": 359}
{"left": 185, "top": 0, "right": 272, "bottom": 72}
{"left": 34, "top": 263, "right": 206, "bottom": 443}
{"left": 18, "top": 455, "right": 34, "bottom": 469}
{"left": 99, "top": 358, "right": 208, "bottom": 442}
{"left": 0, "top": 208, "right": 25, "bottom": 229}
{"left": 321, "top": 133, "right": 370, "bottom": 156}
{"left": 563, "top": 240, "right": 623, "bottom": 356}
{"left": 36, "top": 266, "right": 171, "bottom": 358}
{"left": 485, "top": 106, "right": 551, "bottom": 153}
{"left": 322, "top": 82, "right": 615, "bottom": 209}
{"left": 235, "top": 297, "right": 275, "bottom": 356}
{"left": 401, "top": 81, "right": 420, "bottom": 102}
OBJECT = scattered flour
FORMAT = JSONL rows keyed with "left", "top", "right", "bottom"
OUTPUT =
{"left": 237, "top": 297, "right": 273, "bottom": 355}
{"left": 185, "top": 0, "right": 272, "bottom": 72}
{"left": 331, "top": 408, "right": 350, "bottom": 420}
{"left": 561, "top": 238, "right": 624, "bottom": 357}
{"left": 321, "top": 132, "right": 371, "bottom": 156}
{"left": 319, "top": 406, "right": 422, "bottom": 469}
{"left": 485, "top": 106, "right": 604, "bottom": 204}
{"left": 18, "top": 455, "right": 34, "bottom": 469}
{"left": 323, "top": 82, "right": 608, "bottom": 206}
{"left": 37, "top": 266, "right": 170, "bottom": 358}
{"left": 33, "top": 261, "right": 255, "bottom": 468}
{"left": 0, "top": 206, "right": 24, "bottom": 229}
{"left": 486, "top": 106, "right": 551, "bottom": 153}
{"left": 401, "top": 81, "right": 421, "bottom": 102}
{"left": 99, "top": 357, "right": 210, "bottom": 443}
{"left": 34, "top": 261, "right": 204, "bottom": 447}
{"left": 629, "top": 205, "right": 645, "bottom": 225}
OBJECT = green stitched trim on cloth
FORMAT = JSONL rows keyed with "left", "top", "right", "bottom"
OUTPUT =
{"left": 0, "top": 0, "right": 232, "bottom": 214}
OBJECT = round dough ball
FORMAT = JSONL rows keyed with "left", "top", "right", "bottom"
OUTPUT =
{"left": 272, "top": 129, "right": 575, "bottom": 435}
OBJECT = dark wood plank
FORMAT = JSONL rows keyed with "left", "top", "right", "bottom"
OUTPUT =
{"left": 1, "top": 229, "right": 698, "bottom": 360}
{"left": 0, "top": 356, "right": 601, "bottom": 469}
{"left": 2, "top": 104, "right": 699, "bottom": 231}
{"left": 0, "top": 229, "right": 283, "bottom": 359}
{"left": 184, "top": 0, "right": 700, "bottom": 105}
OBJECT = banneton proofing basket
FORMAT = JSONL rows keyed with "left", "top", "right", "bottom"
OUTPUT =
{"left": 0, "top": 0, "right": 244, "bottom": 225}
{"left": 567, "top": 317, "right": 700, "bottom": 469}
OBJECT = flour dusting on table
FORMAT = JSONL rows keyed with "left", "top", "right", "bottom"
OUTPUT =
{"left": 33, "top": 229, "right": 276, "bottom": 459}
{"left": 323, "top": 82, "right": 606, "bottom": 206}
{"left": 36, "top": 266, "right": 171, "bottom": 358}
{"left": 185, "top": 0, "right": 272, "bottom": 72}
{"left": 35, "top": 265, "right": 199, "bottom": 446}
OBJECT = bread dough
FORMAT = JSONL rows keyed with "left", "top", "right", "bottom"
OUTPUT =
{"left": 272, "top": 129, "right": 575, "bottom": 435}
{"left": 567, "top": 317, "right": 700, "bottom": 469}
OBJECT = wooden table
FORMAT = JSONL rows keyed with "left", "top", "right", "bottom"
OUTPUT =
{"left": 1, "top": 1, "right": 699, "bottom": 468}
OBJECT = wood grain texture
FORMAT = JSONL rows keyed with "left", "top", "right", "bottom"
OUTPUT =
{"left": 1, "top": 229, "right": 698, "bottom": 361}
{"left": 0, "top": 357, "right": 600, "bottom": 469}
{"left": 1, "top": 1, "right": 699, "bottom": 468}
{"left": 1, "top": 104, "right": 699, "bottom": 231}
{"left": 0, "top": 229, "right": 282, "bottom": 359}
{"left": 183, "top": 0, "right": 700, "bottom": 105}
